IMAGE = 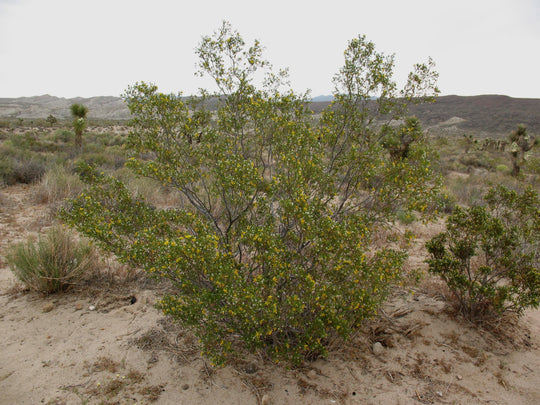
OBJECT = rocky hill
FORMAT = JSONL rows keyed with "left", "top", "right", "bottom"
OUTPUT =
{"left": 1, "top": 94, "right": 539, "bottom": 137}
{"left": 311, "top": 95, "right": 540, "bottom": 137}
{"left": 0, "top": 95, "right": 130, "bottom": 120}
{"left": 409, "top": 95, "right": 540, "bottom": 137}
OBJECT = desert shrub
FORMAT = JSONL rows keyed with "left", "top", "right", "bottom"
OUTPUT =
{"left": 495, "top": 164, "right": 510, "bottom": 174}
{"left": 6, "top": 132, "right": 39, "bottom": 150}
{"left": 12, "top": 158, "right": 47, "bottom": 184}
{"left": 85, "top": 132, "right": 120, "bottom": 147}
{"left": 523, "top": 154, "right": 540, "bottom": 176}
{"left": 426, "top": 185, "right": 540, "bottom": 319}
{"left": 0, "top": 153, "right": 46, "bottom": 186}
{"left": 397, "top": 210, "right": 416, "bottom": 225}
{"left": 51, "top": 129, "right": 75, "bottom": 143}
{"left": 61, "top": 23, "right": 440, "bottom": 365}
{"left": 445, "top": 176, "right": 485, "bottom": 207}
{"left": 6, "top": 226, "right": 97, "bottom": 293}
{"left": 458, "top": 153, "right": 494, "bottom": 171}
{"left": 113, "top": 168, "right": 180, "bottom": 208}
{"left": 34, "top": 165, "right": 84, "bottom": 205}
{"left": 432, "top": 191, "right": 456, "bottom": 214}
{"left": 77, "top": 152, "right": 112, "bottom": 168}
{"left": 0, "top": 156, "right": 14, "bottom": 186}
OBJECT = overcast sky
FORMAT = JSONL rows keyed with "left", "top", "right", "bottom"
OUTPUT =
{"left": 1, "top": 0, "right": 539, "bottom": 99}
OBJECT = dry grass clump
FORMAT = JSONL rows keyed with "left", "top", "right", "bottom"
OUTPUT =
{"left": 6, "top": 225, "right": 98, "bottom": 293}
{"left": 34, "top": 165, "right": 84, "bottom": 206}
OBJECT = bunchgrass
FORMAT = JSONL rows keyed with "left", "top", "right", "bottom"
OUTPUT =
{"left": 6, "top": 226, "right": 97, "bottom": 293}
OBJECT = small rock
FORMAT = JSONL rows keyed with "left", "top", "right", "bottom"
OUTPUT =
{"left": 88, "top": 305, "right": 96, "bottom": 311}
{"left": 182, "top": 384, "right": 189, "bottom": 390}
{"left": 75, "top": 303, "right": 83, "bottom": 311}
{"left": 436, "top": 391, "right": 443, "bottom": 397}
{"left": 42, "top": 303, "right": 54, "bottom": 313}
{"left": 372, "top": 342, "right": 385, "bottom": 356}
{"left": 457, "top": 375, "right": 463, "bottom": 380}
{"left": 306, "top": 369, "right": 317, "bottom": 380}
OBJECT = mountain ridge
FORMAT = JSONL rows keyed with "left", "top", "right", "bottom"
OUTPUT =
{"left": 1, "top": 94, "right": 539, "bottom": 136}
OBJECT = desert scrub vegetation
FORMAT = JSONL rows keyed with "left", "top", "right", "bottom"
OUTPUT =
{"left": 0, "top": 144, "right": 47, "bottom": 186}
{"left": 34, "top": 165, "right": 84, "bottom": 209}
{"left": 426, "top": 185, "right": 540, "bottom": 320}
{"left": 6, "top": 225, "right": 98, "bottom": 293}
{"left": 61, "top": 22, "right": 441, "bottom": 365}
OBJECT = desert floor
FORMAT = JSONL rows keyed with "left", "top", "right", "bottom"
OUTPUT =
{"left": 1, "top": 183, "right": 539, "bottom": 405}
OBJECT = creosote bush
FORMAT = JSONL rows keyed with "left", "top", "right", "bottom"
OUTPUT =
{"left": 61, "top": 22, "right": 440, "bottom": 365}
{"left": 7, "top": 226, "right": 97, "bottom": 293}
{"left": 426, "top": 185, "right": 540, "bottom": 319}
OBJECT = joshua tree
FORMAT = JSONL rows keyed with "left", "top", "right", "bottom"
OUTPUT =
{"left": 46, "top": 114, "right": 57, "bottom": 127}
{"left": 509, "top": 124, "right": 536, "bottom": 177}
{"left": 70, "top": 104, "right": 88, "bottom": 149}
{"left": 462, "top": 133, "right": 475, "bottom": 153}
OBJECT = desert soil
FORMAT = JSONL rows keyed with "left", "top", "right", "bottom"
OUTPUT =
{"left": 1, "top": 184, "right": 539, "bottom": 405}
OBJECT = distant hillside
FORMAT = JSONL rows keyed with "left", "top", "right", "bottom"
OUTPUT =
{"left": 1, "top": 94, "right": 539, "bottom": 137}
{"left": 0, "top": 95, "right": 129, "bottom": 120}
{"left": 310, "top": 95, "right": 540, "bottom": 137}
{"left": 310, "top": 95, "right": 334, "bottom": 102}
{"left": 409, "top": 95, "right": 540, "bottom": 137}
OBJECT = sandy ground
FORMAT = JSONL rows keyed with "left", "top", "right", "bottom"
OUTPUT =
{"left": 1, "top": 184, "right": 539, "bottom": 405}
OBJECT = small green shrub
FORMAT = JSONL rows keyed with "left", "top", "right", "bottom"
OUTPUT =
{"left": 77, "top": 148, "right": 126, "bottom": 170}
{"left": 426, "top": 185, "right": 540, "bottom": 319}
{"left": 434, "top": 192, "right": 456, "bottom": 214}
{"left": 6, "top": 133, "right": 39, "bottom": 150}
{"left": 495, "top": 164, "right": 510, "bottom": 174}
{"left": 458, "top": 153, "right": 493, "bottom": 170}
{"left": 0, "top": 156, "right": 14, "bottom": 186}
{"left": 6, "top": 226, "right": 97, "bottom": 293}
{"left": 397, "top": 210, "right": 416, "bottom": 225}
{"left": 52, "top": 129, "right": 75, "bottom": 143}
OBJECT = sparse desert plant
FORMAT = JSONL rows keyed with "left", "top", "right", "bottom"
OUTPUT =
{"left": 426, "top": 185, "right": 540, "bottom": 319}
{"left": 61, "top": 22, "right": 440, "bottom": 365}
{"left": 34, "top": 165, "right": 84, "bottom": 207}
{"left": 445, "top": 176, "right": 485, "bottom": 207}
{"left": 0, "top": 156, "right": 15, "bottom": 186}
{"left": 396, "top": 210, "right": 417, "bottom": 225}
{"left": 52, "top": 129, "right": 75, "bottom": 144}
{"left": 0, "top": 155, "right": 46, "bottom": 186}
{"left": 495, "top": 164, "right": 510, "bottom": 174}
{"left": 6, "top": 226, "right": 97, "bottom": 293}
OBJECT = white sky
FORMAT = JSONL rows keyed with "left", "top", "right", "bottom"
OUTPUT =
{"left": 1, "top": 0, "right": 539, "bottom": 99}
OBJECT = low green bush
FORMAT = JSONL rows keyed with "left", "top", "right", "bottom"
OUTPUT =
{"left": 495, "top": 164, "right": 510, "bottom": 174}
{"left": 51, "top": 129, "right": 75, "bottom": 144}
{"left": 7, "top": 226, "right": 97, "bottom": 293}
{"left": 396, "top": 210, "right": 416, "bottom": 225}
{"left": 458, "top": 153, "right": 493, "bottom": 170}
{"left": 426, "top": 185, "right": 540, "bottom": 319}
